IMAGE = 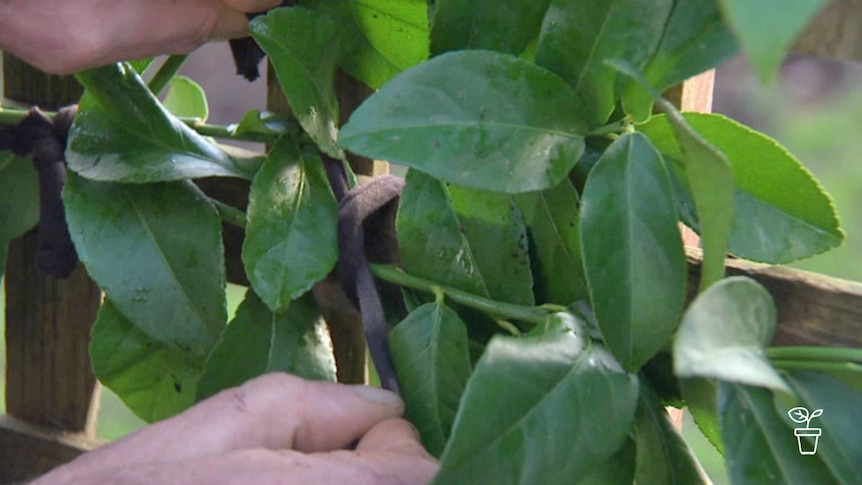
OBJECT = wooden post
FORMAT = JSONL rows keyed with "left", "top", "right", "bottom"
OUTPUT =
{"left": 663, "top": 70, "right": 717, "bottom": 429}
{"left": 1, "top": 54, "right": 102, "bottom": 483}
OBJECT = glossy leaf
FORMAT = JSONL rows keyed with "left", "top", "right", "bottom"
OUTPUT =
{"left": 242, "top": 137, "right": 339, "bottom": 313}
{"left": 430, "top": 0, "right": 550, "bottom": 56}
{"left": 0, "top": 153, "right": 39, "bottom": 276}
{"left": 64, "top": 174, "right": 226, "bottom": 357}
{"left": 719, "top": 383, "right": 834, "bottom": 484}
{"left": 623, "top": 2, "right": 738, "bottom": 120}
{"left": 514, "top": 178, "right": 587, "bottom": 305}
{"left": 781, "top": 371, "right": 862, "bottom": 483}
{"left": 251, "top": 7, "right": 347, "bottom": 158}
{"left": 674, "top": 277, "right": 789, "bottom": 392}
{"left": 614, "top": 60, "right": 734, "bottom": 292}
{"left": 69, "top": 64, "right": 249, "bottom": 182}
{"left": 197, "top": 289, "right": 336, "bottom": 401}
{"left": 718, "top": 0, "right": 828, "bottom": 81}
{"left": 396, "top": 170, "right": 490, "bottom": 297}
{"left": 633, "top": 379, "right": 710, "bottom": 484}
{"left": 390, "top": 302, "right": 472, "bottom": 457}
{"left": 448, "top": 186, "right": 534, "bottom": 305}
{"left": 434, "top": 318, "right": 639, "bottom": 485}
{"left": 90, "top": 300, "right": 202, "bottom": 422}
{"left": 640, "top": 113, "right": 843, "bottom": 263}
{"left": 340, "top": 50, "right": 586, "bottom": 193}
{"left": 162, "top": 75, "right": 209, "bottom": 121}
{"left": 580, "top": 132, "right": 686, "bottom": 371}
{"left": 536, "top": 0, "right": 672, "bottom": 127}
{"left": 334, "top": 0, "right": 429, "bottom": 89}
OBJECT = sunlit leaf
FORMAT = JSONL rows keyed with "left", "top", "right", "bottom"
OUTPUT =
{"left": 341, "top": 50, "right": 585, "bottom": 193}
{"left": 90, "top": 300, "right": 202, "bottom": 422}
{"left": 70, "top": 64, "right": 249, "bottom": 182}
{"left": 640, "top": 113, "right": 843, "bottom": 263}
{"left": 162, "top": 75, "right": 209, "bottom": 121}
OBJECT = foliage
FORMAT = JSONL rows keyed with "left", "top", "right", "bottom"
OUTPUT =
{"left": 1, "top": 1, "right": 861, "bottom": 484}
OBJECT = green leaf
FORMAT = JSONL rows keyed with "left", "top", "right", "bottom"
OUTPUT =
{"left": 242, "top": 137, "right": 338, "bottom": 313}
{"left": 229, "top": 110, "right": 295, "bottom": 141}
{"left": 674, "top": 276, "right": 789, "bottom": 392}
{"left": 340, "top": 50, "right": 586, "bottom": 193}
{"left": 251, "top": 7, "right": 347, "bottom": 158}
{"left": 718, "top": 0, "right": 828, "bottom": 82}
{"left": 577, "top": 439, "right": 636, "bottom": 485}
{"left": 580, "top": 132, "right": 686, "bottom": 371}
{"left": 197, "top": 289, "right": 336, "bottom": 401}
{"left": 633, "top": 378, "right": 710, "bottom": 484}
{"left": 430, "top": 0, "right": 550, "bottom": 56}
{"left": 434, "top": 319, "right": 639, "bottom": 485}
{"left": 90, "top": 300, "right": 202, "bottom": 422}
{"left": 0, "top": 153, "right": 39, "bottom": 276}
{"left": 69, "top": 63, "right": 249, "bottom": 182}
{"left": 448, "top": 186, "right": 534, "bottom": 305}
{"left": 397, "top": 170, "right": 531, "bottom": 304}
{"left": 679, "top": 377, "right": 724, "bottom": 455}
{"left": 396, "top": 170, "right": 488, "bottom": 297}
{"left": 781, "top": 371, "right": 862, "bottom": 483}
{"left": 719, "top": 383, "right": 834, "bottom": 484}
{"left": 640, "top": 113, "right": 843, "bottom": 264}
{"left": 613, "top": 60, "right": 734, "bottom": 292}
{"left": 536, "top": 0, "right": 673, "bottom": 127}
{"left": 162, "top": 75, "right": 209, "bottom": 121}
{"left": 64, "top": 174, "right": 226, "bottom": 357}
{"left": 390, "top": 302, "right": 472, "bottom": 457}
{"left": 622, "top": 1, "right": 738, "bottom": 120}
{"left": 514, "top": 178, "right": 587, "bottom": 305}
{"left": 333, "top": 0, "right": 430, "bottom": 89}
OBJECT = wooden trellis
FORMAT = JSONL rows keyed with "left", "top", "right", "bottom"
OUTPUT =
{"left": 2, "top": 7, "right": 862, "bottom": 481}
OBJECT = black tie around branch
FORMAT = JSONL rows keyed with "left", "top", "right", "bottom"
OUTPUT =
{"left": 323, "top": 156, "right": 405, "bottom": 394}
{"left": 0, "top": 105, "right": 79, "bottom": 278}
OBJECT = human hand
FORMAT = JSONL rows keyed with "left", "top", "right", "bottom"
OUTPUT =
{"left": 0, "top": 0, "right": 283, "bottom": 74}
{"left": 32, "top": 373, "right": 438, "bottom": 485}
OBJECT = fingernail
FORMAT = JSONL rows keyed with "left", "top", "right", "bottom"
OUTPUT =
{"left": 346, "top": 385, "right": 402, "bottom": 405}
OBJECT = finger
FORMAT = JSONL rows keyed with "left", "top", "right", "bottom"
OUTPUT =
{"left": 40, "top": 447, "right": 438, "bottom": 485}
{"left": 356, "top": 418, "right": 429, "bottom": 456}
{"left": 63, "top": 374, "right": 403, "bottom": 471}
{"left": 223, "top": 0, "right": 285, "bottom": 13}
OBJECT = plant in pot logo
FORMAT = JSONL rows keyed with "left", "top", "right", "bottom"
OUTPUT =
{"left": 787, "top": 407, "right": 824, "bottom": 455}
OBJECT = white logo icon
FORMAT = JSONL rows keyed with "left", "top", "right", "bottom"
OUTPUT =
{"left": 787, "top": 406, "right": 823, "bottom": 455}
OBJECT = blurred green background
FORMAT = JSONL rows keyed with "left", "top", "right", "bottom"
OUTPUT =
{"left": 2, "top": 51, "right": 861, "bottom": 482}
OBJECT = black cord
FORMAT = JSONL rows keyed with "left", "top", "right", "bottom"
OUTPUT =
{"left": 0, "top": 106, "right": 79, "bottom": 278}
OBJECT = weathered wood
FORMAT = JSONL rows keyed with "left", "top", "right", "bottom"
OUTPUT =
{"left": 2, "top": 55, "right": 83, "bottom": 109}
{"left": 687, "top": 247, "right": 862, "bottom": 348}
{"left": 794, "top": 0, "right": 862, "bottom": 62}
{"left": 0, "top": 415, "right": 101, "bottom": 484}
{"left": 5, "top": 233, "right": 102, "bottom": 431}
{"left": 3, "top": 55, "right": 100, "bottom": 438}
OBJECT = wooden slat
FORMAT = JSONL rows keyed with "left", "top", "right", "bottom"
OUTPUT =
{"left": 687, "top": 247, "right": 862, "bottom": 348}
{"left": 794, "top": 0, "right": 862, "bottom": 62}
{"left": 0, "top": 415, "right": 101, "bottom": 484}
{"left": 3, "top": 54, "right": 101, "bottom": 478}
